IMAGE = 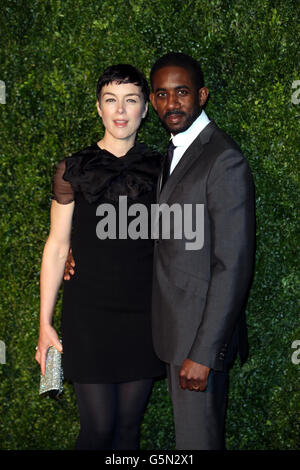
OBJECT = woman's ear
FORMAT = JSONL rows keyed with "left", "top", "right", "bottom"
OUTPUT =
{"left": 149, "top": 93, "right": 157, "bottom": 111}
{"left": 142, "top": 102, "right": 148, "bottom": 119}
{"left": 96, "top": 100, "right": 102, "bottom": 118}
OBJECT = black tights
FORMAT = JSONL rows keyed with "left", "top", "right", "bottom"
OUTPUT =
{"left": 74, "top": 379, "right": 153, "bottom": 450}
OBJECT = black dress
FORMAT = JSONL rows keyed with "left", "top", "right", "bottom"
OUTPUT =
{"left": 52, "top": 142, "right": 165, "bottom": 383}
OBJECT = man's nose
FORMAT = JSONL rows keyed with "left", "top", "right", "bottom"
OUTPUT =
{"left": 167, "top": 93, "right": 180, "bottom": 110}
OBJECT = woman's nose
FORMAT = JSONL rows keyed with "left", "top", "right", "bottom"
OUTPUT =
{"left": 117, "top": 102, "right": 125, "bottom": 114}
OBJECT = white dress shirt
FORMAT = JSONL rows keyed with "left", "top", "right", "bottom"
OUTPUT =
{"left": 170, "top": 110, "right": 210, "bottom": 174}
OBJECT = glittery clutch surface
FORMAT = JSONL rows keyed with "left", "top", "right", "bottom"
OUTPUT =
{"left": 39, "top": 345, "right": 63, "bottom": 398}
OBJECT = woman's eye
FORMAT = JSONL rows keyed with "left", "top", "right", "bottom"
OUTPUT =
{"left": 105, "top": 98, "right": 115, "bottom": 102}
{"left": 127, "top": 99, "right": 137, "bottom": 103}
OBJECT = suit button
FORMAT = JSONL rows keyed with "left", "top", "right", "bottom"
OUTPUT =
{"left": 154, "top": 240, "right": 160, "bottom": 245}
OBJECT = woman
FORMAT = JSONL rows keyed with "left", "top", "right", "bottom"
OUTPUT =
{"left": 35, "top": 64, "right": 165, "bottom": 450}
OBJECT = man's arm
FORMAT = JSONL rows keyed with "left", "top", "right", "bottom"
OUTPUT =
{"left": 180, "top": 148, "right": 255, "bottom": 386}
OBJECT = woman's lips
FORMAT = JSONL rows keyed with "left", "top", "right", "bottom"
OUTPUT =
{"left": 113, "top": 120, "right": 128, "bottom": 128}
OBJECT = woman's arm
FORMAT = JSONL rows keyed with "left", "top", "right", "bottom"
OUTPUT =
{"left": 35, "top": 199, "right": 75, "bottom": 375}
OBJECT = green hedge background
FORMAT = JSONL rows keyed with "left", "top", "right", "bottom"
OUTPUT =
{"left": 0, "top": 0, "right": 299, "bottom": 450}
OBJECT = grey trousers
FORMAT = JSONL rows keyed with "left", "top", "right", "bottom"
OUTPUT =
{"left": 166, "top": 364, "right": 229, "bottom": 450}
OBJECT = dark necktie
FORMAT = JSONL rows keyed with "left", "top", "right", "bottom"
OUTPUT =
{"left": 161, "top": 140, "right": 176, "bottom": 189}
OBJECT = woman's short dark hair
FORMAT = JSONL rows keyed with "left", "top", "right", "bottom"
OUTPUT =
{"left": 150, "top": 52, "right": 204, "bottom": 91}
{"left": 96, "top": 64, "right": 149, "bottom": 103}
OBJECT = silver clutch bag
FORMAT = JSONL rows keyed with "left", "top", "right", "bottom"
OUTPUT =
{"left": 39, "top": 345, "right": 64, "bottom": 398}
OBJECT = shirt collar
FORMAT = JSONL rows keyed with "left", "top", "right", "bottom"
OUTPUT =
{"left": 171, "top": 110, "right": 210, "bottom": 149}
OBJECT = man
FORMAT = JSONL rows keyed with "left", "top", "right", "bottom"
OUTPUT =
{"left": 149, "top": 52, "right": 255, "bottom": 450}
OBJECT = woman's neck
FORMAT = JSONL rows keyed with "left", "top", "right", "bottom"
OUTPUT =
{"left": 97, "top": 134, "right": 136, "bottom": 158}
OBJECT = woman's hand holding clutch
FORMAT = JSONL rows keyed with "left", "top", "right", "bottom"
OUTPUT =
{"left": 35, "top": 325, "right": 63, "bottom": 376}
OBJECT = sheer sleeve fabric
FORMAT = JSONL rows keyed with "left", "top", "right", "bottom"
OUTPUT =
{"left": 52, "top": 159, "right": 74, "bottom": 204}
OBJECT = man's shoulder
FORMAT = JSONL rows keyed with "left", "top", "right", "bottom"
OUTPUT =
{"left": 193, "top": 120, "right": 253, "bottom": 178}
{"left": 201, "top": 122, "right": 255, "bottom": 187}
{"left": 205, "top": 121, "right": 242, "bottom": 155}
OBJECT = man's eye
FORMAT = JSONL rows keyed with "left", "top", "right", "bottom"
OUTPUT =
{"left": 178, "top": 90, "right": 188, "bottom": 96}
{"left": 127, "top": 99, "right": 137, "bottom": 103}
{"left": 105, "top": 98, "right": 115, "bottom": 102}
{"left": 157, "top": 92, "right": 166, "bottom": 98}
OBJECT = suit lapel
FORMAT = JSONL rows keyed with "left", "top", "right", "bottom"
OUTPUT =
{"left": 158, "top": 121, "right": 217, "bottom": 204}
{"left": 156, "top": 169, "right": 163, "bottom": 204}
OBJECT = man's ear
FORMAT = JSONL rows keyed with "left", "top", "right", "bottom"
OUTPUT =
{"left": 96, "top": 100, "right": 102, "bottom": 118}
{"left": 149, "top": 92, "right": 157, "bottom": 111}
{"left": 198, "top": 87, "right": 209, "bottom": 107}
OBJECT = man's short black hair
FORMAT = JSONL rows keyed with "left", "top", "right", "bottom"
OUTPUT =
{"left": 150, "top": 52, "right": 205, "bottom": 91}
{"left": 96, "top": 64, "right": 149, "bottom": 103}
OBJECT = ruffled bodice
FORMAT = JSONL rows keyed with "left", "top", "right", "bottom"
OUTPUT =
{"left": 52, "top": 142, "right": 163, "bottom": 204}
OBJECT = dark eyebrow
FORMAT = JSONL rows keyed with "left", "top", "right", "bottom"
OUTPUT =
{"left": 124, "top": 93, "right": 140, "bottom": 97}
{"left": 155, "top": 85, "right": 191, "bottom": 92}
{"left": 102, "top": 92, "right": 140, "bottom": 97}
{"left": 175, "top": 85, "right": 191, "bottom": 90}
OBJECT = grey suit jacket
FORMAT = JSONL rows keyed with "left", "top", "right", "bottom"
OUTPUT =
{"left": 151, "top": 121, "right": 255, "bottom": 371}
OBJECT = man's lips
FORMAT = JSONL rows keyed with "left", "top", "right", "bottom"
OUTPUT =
{"left": 164, "top": 111, "right": 186, "bottom": 124}
{"left": 113, "top": 120, "right": 128, "bottom": 127}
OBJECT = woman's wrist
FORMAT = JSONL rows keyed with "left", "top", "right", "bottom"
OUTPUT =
{"left": 39, "top": 319, "right": 53, "bottom": 329}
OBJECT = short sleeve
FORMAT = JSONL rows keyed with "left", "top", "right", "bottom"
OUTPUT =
{"left": 52, "top": 159, "right": 74, "bottom": 204}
